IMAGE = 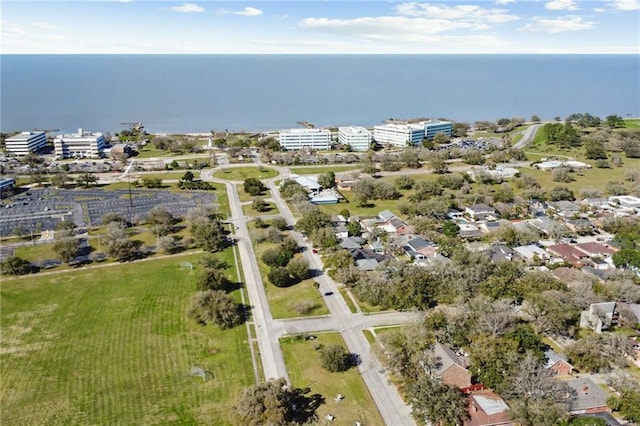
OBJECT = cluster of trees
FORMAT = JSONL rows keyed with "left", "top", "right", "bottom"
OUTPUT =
{"left": 188, "top": 207, "right": 227, "bottom": 252}
{"left": 542, "top": 122, "right": 581, "bottom": 149}
{"left": 151, "top": 135, "right": 201, "bottom": 154}
{"left": 351, "top": 177, "right": 399, "bottom": 206}
{"left": 52, "top": 221, "right": 81, "bottom": 264}
{"left": 233, "top": 378, "right": 322, "bottom": 425}
{"left": 187, "top": 256, "right": 244, "bottom": 329}
{"left": 243, "top": 178, "right": 266, "bottom": 196}
{"left": 262, "top": 237, "right": 309, "bottom": 287}
{"left": 177, "top": 171, "right": 213, "bottom": 190}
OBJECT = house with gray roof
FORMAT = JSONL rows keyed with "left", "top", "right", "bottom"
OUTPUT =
{"left": 339, "top": 237, "right": 362, "bottom": 250}
{"left": 565, "top": 377, "right": 610, "bottom": 414}
{"left": 580, "top": 302, "right": 619, "bottom": 333}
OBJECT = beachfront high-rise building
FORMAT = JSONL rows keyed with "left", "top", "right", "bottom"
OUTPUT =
{"left": 53, "top": 128, "right": 107, "bottom": 159}
{"left": 423, "top": 120, "right": 453, "bottom": 140}
{"left": 278, "top": 128, "right": 331, "bottom": 151}
{"left": 5, "top": 131, "right": 47, "bottom": 156}
{"left": 338, "top": 126, "right": 372, "bottom": 152}
{"left": 373, "top": 123, "right": 425, "bottom": 147}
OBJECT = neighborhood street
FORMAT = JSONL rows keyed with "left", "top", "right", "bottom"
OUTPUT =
{"left": 202, "top": 161, "right": 418, "bottom": 425}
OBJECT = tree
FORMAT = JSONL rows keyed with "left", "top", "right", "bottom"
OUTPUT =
{"left": 452, "top": 122, "right": 470, "bottom": 137}
{"left": 584, "top": 139, "right": 608, "bottom": 159}
{"left": 432, "top": 132, "right": 450, "bottom": 145}
{"left": 549, "top": 186, "right": 575, "bottom": 201}
{"left": 252, "top": 198, "right": 269, "bottom": 212}
{"left": 51, "top": 172, "right": 69, "bottom": 188}
{"left": 606, "top": 114, "right": 625, "bottom": 128}
{"left": 243, "top": 177, "right": 266, "bottom": 196}
{"left": 197, "top": 266, "right": 231, "bottom": 292}
{"left": 234, "top": 378, "right": 321, "bottom": 425}
{"left": 463, "top": 149, "right": 485, "bottom": 165}
{"left": 351, "top": 177, "right": 375, "bottom": 206}
{"left": 186, "top": 290, "right": 243, "bottom": 329}
{"left": 294, "top": 209, "right": 331, "bottom": 235}
{"left": 76, "top": 172, "right": 97, "bottom": 188}
{"left": 190, "top": 216, "right": 225, "bottom": 252}
{"left": 409, "top": 375, "right": 469, "bottom": 426}
{"left": 267, "top": 217, "right": 286, "bottom": 232}
{"left": 608, "top": 388, "right": 640, "bottom": 423}
{"left": 399, "top": 148, "right": 421, "bottom": 168}
{"left": 262, "top": 247, "right": 293, "bottom": 267}
{"left": 317, "top": 171, "right": 336, "bottom": 189}
{"left": 268, "top": 266, "right": 291, "bottom": 287}
{"left": 318, "top": 344, "right": 352, "bottom": 372}
{"left": 103, "top": 222, "right": 140, "bottom": 261}
{"left": 427, "top": 152, "right": 448, "bottom": 174}
{"left": 146, "top": 206, "right": 175, "bottom": 237}
{"left": 53, "top": 237, "right": 81, "bottom": 264}
{"left": 280, "top": 179, "right": 307, "bottom": 199}
{"left": 156, "top": 235, "right": 177, "bottom": 254}
{"left": 468, "top": 335, "right": 520, "bottom": 390}
{"left": 181, "top": 170, "right": 195, "bottom": 182}
{"left": 346, "top": 220, "right": 361, "bottom": 237}
{"left": 287, "top": 257, "right": 309, "bottom": 282}
{"left": 612, "top": 248, "right": 640, "bottom": 270}
{"left": 141, "top": 177, "right": 162, "bottom": 188}
{"left": 552, "top": 167, "right": 573, "bottom": 183}
{"left": 0, "top": 256, "right": 33, "bottom": 275}
{"left": 442, "top": 221, "right": 459, "bottom": 238}
{"left": 531, "top": 115, "right": 541, "bottom": 123}
{"left": 395, "top": 175, "right": 415, "bottom": 190}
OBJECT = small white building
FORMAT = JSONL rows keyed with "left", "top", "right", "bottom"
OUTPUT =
{"left": 609, "top": 195, "right": 640, "bottom": 211}
{"left": 54, "top": 128, "right": 107, "bottom": 159}
{"left": 467, "top": 166, "right": 519, "bottom": 181}
{"left": 338, "top": 126, "right": 371, "bottom": 152}
{"left": 5, "top": 131, "right": 47, "bottom": 156}
{"left": 536, "top": 160, "right": 591, "bottom": 171}
{"left": 278, "top": 128, "right": 331, "bottom": 151}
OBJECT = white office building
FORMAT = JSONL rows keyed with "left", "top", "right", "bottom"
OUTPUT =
{"left": 338, "top": 126, "right": 372, "bottom": 152}
{"left": 423, "top": 120, "right": 453, "bottom": 140}
{"left": 278, "top": 128, "right": 331, "bottom": 151}
{"left": 54, "top": 128, "right": 107, "bottom": 159}
{"left": 5, "top": 131, "right": 47, "bottom": 156}
{"left": 373, "top": 123, "right": 425, "bottom": 147}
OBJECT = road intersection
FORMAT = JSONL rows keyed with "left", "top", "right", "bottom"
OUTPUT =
{"left": 201, "top": 163, "right": 418, "bottom": 425}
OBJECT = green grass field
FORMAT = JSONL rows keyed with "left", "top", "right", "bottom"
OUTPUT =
{"left": 0, "top": 251, "right": 255, "bottom": 425}
{"left": 624, "top": 118, "right": 640, "bottom": 129}
{"left": 253, "top": 242, "right": 328, "bottom": 319}
{"left": 280, "top": 333, "right": 383, "bottom": 426}
{"left": 242, "top": 201, "right": 279, "bottom": 217}
{"left": 213, "top": 167, "right": 278, "bottom": 181}
{"left": 316, "top": 190, "right": 405, "bottom": 218}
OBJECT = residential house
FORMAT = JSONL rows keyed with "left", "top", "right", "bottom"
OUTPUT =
{"left": 514, "top": 245, "right": 548, "bottom": 264}
{"left": 369, "top": 240, "right": 385, "bottom": 254}
{"left": 544, "top": 349, "right": 573, "bottom": 376}
{"left": 459, "top": 223, "right": 483, "bottom": 239}
{"left": 465, "top": 204, "right": 498, "bottom": 222}
{"left": 551, "top": 267, "right": 590, "bottom": 286}
{"left": 356, "top": 258, "right": 380, "bottom": 271}
{"left": 580, "top": 302, "right": 619, "bottom": 333}
{"left": 465, "top": 390, "right": 513, "bottom": 426}
{"left": 334, "top": 224, "right": 349, "bottom": 239}
{"left": 431, "top": 343, "right": 472, "bottom": 389}
{"left": 339, "top": 237, "right": 362, "bottom": 250}
{"left": 609, "top": 195, "right": 640, "bottom": 211}
{"left": 289, "top": 174, "right": 321, "bottom": 195}
{"left": 527, "top": 217, "right": 563, "bottom": 236}
{"left": 574, "top": 242, "right": 617, "bottom": 258}
{"left": 565, "top": 377, "right": 610, "bottom": 414}
{"left": 547, "top": 244, "right": 590, "bottom": 267}
{"left": 565, "top": 218, "right": 594, "bottom": 235}
{"left": 547, "top": 200, "right": 582, "bottom": 218}
{"left": 403, "top": 236, "right": 438, "bottom": 259}
{"left": 447, "top": 209, "right": 464, "bottom": 220}
{"left": 581, "top": 198, "right": 613, "bottom": 212}
{"left": 487, "top": 244, "right": 518, "bottom": 263}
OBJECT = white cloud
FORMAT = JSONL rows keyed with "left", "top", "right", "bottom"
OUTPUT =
{"left": 545, "top": 0, "right": 579, "bottom": 10}
{"left": 235, "top": 7, "right": 262, "bottom": 17}
{"left": 394, "top": 2, "right": 519, "bottom": 24}
{"left": 495, "top": 0, "right": 515, "bottom": 4}
{"left": 607, "top": 0, "right": 640, "bottom": 10}
{"left": 521, "top": 15, "right": 595, "bottom": 32}
{"left": 170, "top": 3, "right": 205, "bottom": 13}
{"left": 32, "top": 22, "right": 57, "bottom": 30}
{"left": 2, "top": 27, "right": 26, "bottom": 37}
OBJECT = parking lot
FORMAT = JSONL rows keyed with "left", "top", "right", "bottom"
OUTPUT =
{"left": 1, "top": 188, "right": 217, "bottom": 237}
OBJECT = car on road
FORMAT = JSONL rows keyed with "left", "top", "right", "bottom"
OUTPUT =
{"left": 312, "top": 249, "right": 318, "bottom": 253}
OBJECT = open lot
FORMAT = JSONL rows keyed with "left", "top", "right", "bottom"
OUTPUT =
{"left": 0, "top": 188, "right": 218, "bottom": 236}
{"left": 0, "top": 251, "right": 254, "bottom": 425}
{"left": 280, "top": 333, "right": 383, "bottom": 426}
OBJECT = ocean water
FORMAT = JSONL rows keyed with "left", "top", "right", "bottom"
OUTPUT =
{"left": 1, "top": 54, "right": 638, "bottom": 134}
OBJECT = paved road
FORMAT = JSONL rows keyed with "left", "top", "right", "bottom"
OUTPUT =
{"left": 513, "top": 123, "right": 542, "bottom": 150}
{"left": 202, "top": 162, "right": 417, "bottom": 425}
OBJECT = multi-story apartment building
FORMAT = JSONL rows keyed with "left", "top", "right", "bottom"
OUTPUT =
{"left": 337, "top": 126, "right": 372, "bottom": 152}
{"left": 278, "top": 128, "right": 331, "bottom": 151}
{"left": 53, "top": 128, "right": 107, "bottom": 159}
{"left": 5, "top": 131, "right": 47, "bottom": 156}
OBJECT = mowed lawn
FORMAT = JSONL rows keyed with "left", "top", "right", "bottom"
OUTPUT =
{"left": 280, "top": 333, "right": 384, "bottom": 426}
{"left": 213, "top": 167, "right": 277, "bottom": 181}
{"left": 0, "top": 251, "right": 254, "bottom": 425}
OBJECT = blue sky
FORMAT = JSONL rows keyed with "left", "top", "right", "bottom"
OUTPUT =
{"left": 1, "top": 1, "right": 638, "bottom": 53}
